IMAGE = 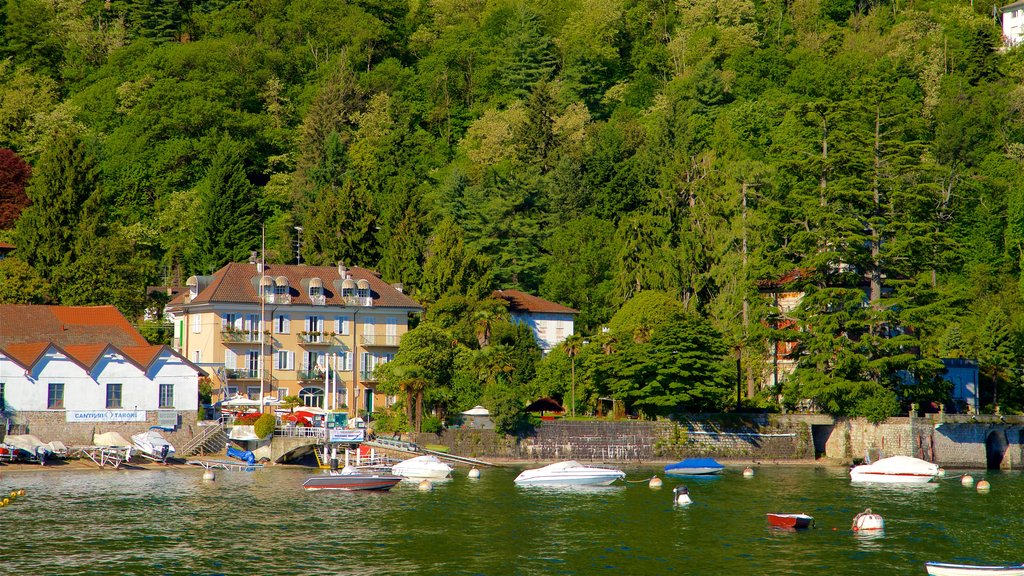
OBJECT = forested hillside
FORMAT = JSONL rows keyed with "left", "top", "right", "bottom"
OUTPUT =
{"left": 2, "top": 0, "right": 1024, "bottom": 423}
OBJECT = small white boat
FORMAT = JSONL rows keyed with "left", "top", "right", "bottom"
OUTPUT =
{"left": 131, "top": 429, "right": 176, "bottom": 463}
{"left": 925, "top": 562, "right": 1024, "bottom": 576}
{"left": 514, "top": 460, "right": 625, "bottom": 486}
{"left": 849, "top": 455, "right": 938, "bottom": 484}
{"left": 303, "top": 466, "right": 403, "bottom": 491}
{"left": 392, "top": 455, "right": 453, "bottom": 479}
{"left": 664, "top": 458, "right": 724, "bottom": 476}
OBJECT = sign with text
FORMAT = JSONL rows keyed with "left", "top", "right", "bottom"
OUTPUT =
{"left": 66, "top": 410, "right": 147, "bottom": 423}
{"left": 328, "top": 428, "right": 365, "bottom": 443}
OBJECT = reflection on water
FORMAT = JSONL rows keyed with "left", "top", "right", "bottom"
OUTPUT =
{"left": 1, "top": 465, "right": 1021, "bottom": 575}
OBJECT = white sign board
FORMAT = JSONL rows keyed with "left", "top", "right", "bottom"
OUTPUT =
{"left": 66, "top": 410, "right": 147, "bottom": 423}
{"left": 329, "top": 428, "right": 365, "bottom": 443}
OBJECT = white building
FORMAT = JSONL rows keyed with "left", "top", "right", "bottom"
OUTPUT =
{"left": 1001, "top": 1, "right": 1024, "bottom": 46}
{"left": 0, "top": 305, "right": 204, "bottom": 442}
{"left": 491, "top": 289, "right": 577, "bottom": 354}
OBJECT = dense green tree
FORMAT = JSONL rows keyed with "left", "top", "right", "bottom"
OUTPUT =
{"left": 193, "top": 137, "right": 262, "bottom": 273}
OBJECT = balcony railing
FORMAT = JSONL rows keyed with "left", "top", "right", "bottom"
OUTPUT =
{"left": 221, "top": 330, "right": 266, "bottom": 344}
{"left": 343, "top": 295, "right": 373, "bottom": 307}
{"left": 298, "top": 368, "right": 325, "bottom": 381}
{"left": 359, "top": 370, "right": 376, "bottom": 382}
{"left": 359, "top": 334, "right": 400, "bottom": 347}
{"left": 297, "top": 332, "right": 338, "bottom": 346}
{"left": 226, "top": 369, "right": 260, "bottom": 380}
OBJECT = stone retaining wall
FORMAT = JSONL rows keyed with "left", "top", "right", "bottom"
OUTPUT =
{"left": 1, "top": 410, "right": 200, "bottom": 451}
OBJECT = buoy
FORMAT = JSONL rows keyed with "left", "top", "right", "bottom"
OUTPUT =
{"left": 649, "top": 476, "right": 663, "bottom": 489}
{"left": 8, "top": 491, "right": 15, "bottom": 499}
{"left": 673, "top": 485, "right": 692, "bottom": 506}
{"left": 743, "top": 467, "right": 755, "bottom": 478}
{"left": 418, "top": 479, "right": 433, "bottom": 491}
{"left": 2, "top": 498, "right": 8, "bottom": 505}
{"left": 0, "top": 500, "right": 5, "bottom": 507}
{"left": 17, "top": 489, "right": 24, "bottom": 497}
{"left": 202, "top": 470, "right": 216, "bottom": 481}
{"left": 977, "top": 480, "right": 991, "bottom": 492}
{"left": 468, "top": 468, "right": 481, "bottom": 479}
{"left": 962, "top": 475, "right": 975, "bottom": 487}
{"left": 937, "top": 468, "right": 946, "bottom": 477}
{"left": 852, "top": 508, "right": 885, "bottom": 531}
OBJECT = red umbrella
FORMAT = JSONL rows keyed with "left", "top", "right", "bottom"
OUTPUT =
{"left": 282, "top": 413, "right": 312, "bottom": 426}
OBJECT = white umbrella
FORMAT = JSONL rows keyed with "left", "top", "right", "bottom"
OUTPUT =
{"left": 461, "top": 405, "right": 490, "bottom": 416}
{"left": 261, "top": 396, "right": 285, "bottom": 406}
{"left": 221, "top": 395, "right": 261, "bottom": 408}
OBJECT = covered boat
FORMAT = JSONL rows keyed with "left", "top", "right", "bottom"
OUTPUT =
{"left": 131, "top": 429, "right": 176, "bottom": 463}
{"left": 392, "top": 455, "right": 453, "bottom": 479}
{"left": 766, "top": 513, "right": 815, "bottom": 529}
{"left": 664, "top": 457, "right": 725, "bottom": 476}
{"left": 3, "top": 434, "right": 53, "bottom": 464}
{"left": 303, "top": 467, "right": 403, "bottom": 491}
{"left": 925, "top": 562, "right": 1024, "bottom": 576}
{"left": 850, "top": 455, "right": 939, "bottom": 484}
{"left": 514, "top": 461, "right": 625, "bottom": 486}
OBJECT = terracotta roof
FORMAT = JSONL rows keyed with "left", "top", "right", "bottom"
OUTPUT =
{"left": 0, "top": 304, "right": 148, "bottom": 348}
{"left": 492, "top": 289, "right": 578, "bottom": 315}
{"left": 168, "top": 262, "right": 422, "bottom": 310}
{"left": 1, "top": 342, "right": 51, "bottom": 369}
{"left": 0, "top": 241, "right": 13, "bottom": 250}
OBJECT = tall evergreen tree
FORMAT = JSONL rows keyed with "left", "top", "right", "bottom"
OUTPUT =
{"left": 193, "top": 137, "right": 262, "bottom": 273}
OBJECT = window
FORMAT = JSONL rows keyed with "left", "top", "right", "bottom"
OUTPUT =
{"left": 191, "top": 314, "right": 201, "bottom": 334}
{"left": 224, "top": 349, "right": 237, "bottom": 369}
{"left": 274, "top": 283, "right": 288, "bottom": 300}
{"left": 106, "top": 383, "right": 123, "bottom": 409}
{"left": 275, "top": 350, "right": 294, "bottom": 370}
{"left": 299, "top": 386, "right": 324, "bottom": 408}
{"left": 47, "top": 383, "right": 64, "bottom": 409}
{"left": 226, "top": 386, "right": 238, "bottom": 397}
{"left": 335, "top": 317, "right": 350, "bottom": 336}
{"left": 276, "top": 388, "right": 286, "bottom": 400}
{"left": 245, "top": 313, "right": 260, "bottom": 335}
{"left": 246, "top": 386, "right": 261, "bottom": 399}
{"left": 223, "top": 313, "right": 238, "bottom": 330}
{"left": 337, "top": 351, "right": 352, "bottom": 371}
{"left": 193, "top": 350, "right": 202, "bottom": 363}
{"left": 274, "top": 315, "right": 290, "bottom": 334}
{"left": 159, "top": 384, "right": 174, "bottom": 409}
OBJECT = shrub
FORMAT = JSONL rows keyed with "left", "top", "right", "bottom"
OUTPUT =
{"left": 421, "top": 415, "right": 443, "bottom": 434}
{"left": 235, "top": 413, "right": 261, "bottom": 425}
{"left": 254, "top": 413, "right": 276, "bottom": 438}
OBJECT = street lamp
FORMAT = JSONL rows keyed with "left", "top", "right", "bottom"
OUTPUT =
{"left": 294, "top": 226, "right": 303, "bottom": 265}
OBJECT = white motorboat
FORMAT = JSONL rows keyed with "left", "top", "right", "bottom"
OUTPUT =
{"left": 849, "top": 455, "right": 939, "bottom": 484}
{"left": 392, "top": 455, "right": 453, "bottom": 479}
{"left": 925, "top": 562, "right": 1024, "bottom": 576}
{"left": 514, "top": 461, "right": 625, "bottom": 486}
{"left": 131, "top": 429, "right": 176, "bottom": 463}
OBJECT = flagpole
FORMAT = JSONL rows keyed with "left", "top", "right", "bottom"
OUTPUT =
{"left": 260, "top": 225, "right": 266, "bottom": 413}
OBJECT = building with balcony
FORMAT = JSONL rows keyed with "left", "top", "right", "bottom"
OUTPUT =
{"left": 165, "top": 261, "right": 422, "bottom": 417}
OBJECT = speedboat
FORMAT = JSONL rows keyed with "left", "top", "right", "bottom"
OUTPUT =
{"left": 849, "top": 455, "right": 939, "bottom": 484}
{"left": 131, "top": 429, "right": 176, "bottom": 463}
{"left": 513, "top": 461, "right": 625, "bottom": 486}
{"left": 303, "top": 466, "right": 403, "bottom": 491}
{"left": 392, "top": 455, "right": 453, "bottom": 479}
{"left": 925, "top": 562, "right": 1024, "bottom": 576}
{"left": 766, "top": 513, "right": 814, "bottom": 530}
{"left": 665, "top": 457, "right": 724, "bottom": 476}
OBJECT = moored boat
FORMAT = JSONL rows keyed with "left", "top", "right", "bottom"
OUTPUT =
{"left": 303, "top": 467, "right": 403, "bottom": 491}
{"left": 392, "top": 455, "right": 453, "bottom": 479}
{"left": 849, "top": 455, "right": 939, "bottom": 484}
{"left": 664, "top": 457, "right": 725, "bottom": 476}
{"left": 766, "top": 513, "right": 814, "bottom": 529}
{"left": 514, "top": 461, "right": 625, "bottom": 486}
{"left": 925, "top": 562, "right": 1024, "bottom": 576}
{"left": 131, "top": 429, "right": 176, "bottom": 463}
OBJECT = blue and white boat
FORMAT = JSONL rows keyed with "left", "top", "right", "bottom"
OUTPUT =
{"left": 925, "top": 562, "right": 1024, "bottom": 576}
{"left": 514, "top": 461, "right": 625, "bottom": 486}
{"left": 664, "top": 458, "right": 725, "bottom": 476}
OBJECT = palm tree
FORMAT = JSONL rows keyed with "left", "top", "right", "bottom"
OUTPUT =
{"left": 472, "top": 298, "right": 510, "bottom": 348}
{"left": 563, "top": 334, "right": 584, "bottom": 418}
{"left": 395, "top": 366, "right": 429, "bottom": 433}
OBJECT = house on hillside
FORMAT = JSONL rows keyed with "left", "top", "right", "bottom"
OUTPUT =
{"left": 1000, "top": 1, "right": 1024, "bottom": 46}
{"left": 0, "top": 241, "right": 13, "bottom": 260}
{"left": 164, "top": 261, "right": 422, "bottom": 418}
{"left": 0, "top": 304, "right": 204, "bottom": 443}
{"left": 491, "top": 289, "right": 577, "bottom": 354}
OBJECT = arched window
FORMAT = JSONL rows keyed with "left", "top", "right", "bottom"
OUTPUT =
{"left": 299, "top": 386, "right": 324, "bottom": 408}
{"left": 274, "top": 276, "right": 289, "bottom": 301}
{"left": 342, "top": 278, "right": 356, "bottom": 298}
{"left": 356, "top": 279, "right": 370, "bottom": 299}
{"left": 259, "top": 276, "right": 273, "bottom": 301}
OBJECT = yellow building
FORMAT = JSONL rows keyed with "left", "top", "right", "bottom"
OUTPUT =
{"left": 165, "top": 261, "right": 422, "bottom": 416}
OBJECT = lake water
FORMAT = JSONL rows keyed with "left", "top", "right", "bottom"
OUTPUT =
{"left": 1, "top": 464, "right": 1020, "bottom": 575}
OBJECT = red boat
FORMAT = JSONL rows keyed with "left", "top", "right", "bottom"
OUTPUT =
{"left": 767, "top": 513, "right": 815, "bottom": 529}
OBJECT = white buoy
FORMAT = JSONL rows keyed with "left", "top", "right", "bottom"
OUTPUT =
{"left": 962, "top": 475, "right": 975, "bottom": 487}
{"left": 937, "top": 468, "right": 946, "bottom": 477}
{"left": 649, "top": 476, "right": 663, "bottom": 489}
{"left": 743, "top": 467, "right": 755, "bottom": 478}
{"left": 418, "top": 479, "right": 433, "bottom": 491}
{"left": 852, "top": 508, "right": 885, "bottom": 531}
{"left": 468, "top": 468, "right": 481, "bottom": 479}
{"left": 977, "top": 479, "right": 991, "bottom": 493}
{"left": 202, "top": 470, "right": 216, "bottom": 481}
{"left": 673, "top": 485, "right": 692, "bottom": 506}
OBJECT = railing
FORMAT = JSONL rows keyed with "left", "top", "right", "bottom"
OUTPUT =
{"left": 226, "top": 369, "right": 260, "bottom": 379}
{"left": 297, "top": 332, "right": 337, "bottom": 345}
{"left": 274, "top": 426, "right": 326, "bottom": 438}
{"left": 298, "top": 368, "right": 325, "bottom": 381}
{"left": 359, "top": 371, "right": 376, "bottom": 382}
{"left": 343, "top": 296, "right": 373, "bottom": 307}
{"left": 221, "top": 331, "right": 265, "bottom": 344}
{"left": 310, "top": 295, "right": 326, "bottom": 306}
{"left": 360, "top": 334, "right": 400, "bottom": 347}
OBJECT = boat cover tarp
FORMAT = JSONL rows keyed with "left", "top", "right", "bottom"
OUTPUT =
{"left": 4, "top": 435, "right": 51, "bottom": 455}
{"left": 93, "top": 432, "right": 132, "bottom": 447}
{"left": 132, "top": 430, "right": 175, "bottom": 458}
{"left": 665, "top": 458, "right": 724, "bottom": 471}
{"left": 859, "top": 455, "right": 937, "bottom": 475}
{"left": 227, "top": 446, "right": 256, "bottom": 466}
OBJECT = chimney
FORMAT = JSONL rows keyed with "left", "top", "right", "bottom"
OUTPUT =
{"left": 337, "top": 261, "right": 348, "bottom": 279}
{"left": 391, "top": 283, "right": 404, "bottom": 293}
{"left": 249, "top": 251, "right": 258, "bottom": 264}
